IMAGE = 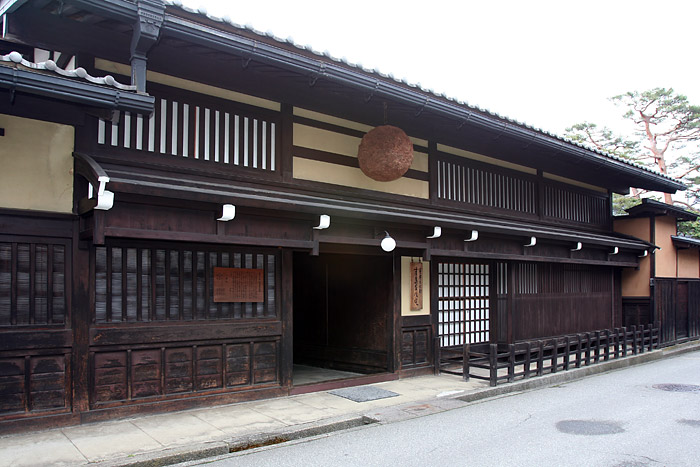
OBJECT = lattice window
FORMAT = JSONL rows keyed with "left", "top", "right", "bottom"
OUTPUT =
{"left": 97, "top": 96, "right": 277, "bottom": 172}
{"left": 0, "top": 240, "right": 68, "bottom": 326}
{"left": 437, "top": 262, "right": 490, "bottom": 346}
{"left": 513, "top": 262, "right": 611, "bottom": 296}
{"left": 542, "top": 183, "right": 608, "bottom": 227}
{"left": 94, "top": 245, "right": 277, "bottom": 323}
{"left": 437, "top": 158, "right": 536, "bottom": 214}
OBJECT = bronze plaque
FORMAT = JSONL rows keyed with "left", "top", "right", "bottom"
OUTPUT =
{"left": 213, "top": 267, "right": 264, "bottom": 303}
{"left": 410, "top": 262, "right": 423, "bottom": 311}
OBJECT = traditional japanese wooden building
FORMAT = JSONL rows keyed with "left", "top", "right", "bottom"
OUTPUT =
{"left": 615, "top": 199, "right": 700, "bottom": 342}
{"left": 0, "top": 0, "right": 686, "bottom": 431}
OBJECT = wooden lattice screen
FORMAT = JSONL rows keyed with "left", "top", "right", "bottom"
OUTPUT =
{"left": 94, "top": 244, "right": 278, "bottom": 323}
{"left": 437, "top": 261, "right": 491, "bottom": 346}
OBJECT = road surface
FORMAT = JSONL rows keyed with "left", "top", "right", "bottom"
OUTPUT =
{"left": 193, "top": 351, "right": 700, "bottom": 467}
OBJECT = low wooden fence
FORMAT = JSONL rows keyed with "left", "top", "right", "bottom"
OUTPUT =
{"left": 436, "top": 324, "right": 660, "bottom": 387}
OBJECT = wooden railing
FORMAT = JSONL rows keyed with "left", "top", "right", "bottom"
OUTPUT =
{"left": 436, "top": 324, "right": 660, "bottom": 386}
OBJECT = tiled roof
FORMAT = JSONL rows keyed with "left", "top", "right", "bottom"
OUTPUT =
{"left": 1, "top": 51, "right": 137, "bottom": 91}
{"left": 164, "top": 0, "right": 683, "bottom": 188}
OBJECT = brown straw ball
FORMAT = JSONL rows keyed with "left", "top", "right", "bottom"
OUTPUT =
{"left": 357, "top": 125, "right": 414, "bottom": 182}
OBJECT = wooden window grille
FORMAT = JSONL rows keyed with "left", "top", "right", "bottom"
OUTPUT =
{"left": 436, "top": 158, "right": 537, "bottom": 214}
{"left": 97, "top": 95, "right": 278, "bottom": 173}
{"left": 437, "top": 262, "right": 490, "bottom": 346}
{"left": 0, "top": 239, "right": 67, "bottom": 326}
{"left": 514, "top": 262, "right": 611, "bottom": 296}
{"left": 542, "top": 183, "right": 608, "bottom": 227}
{"left": 94, "top": 245, "right": 277, "bottom": 323}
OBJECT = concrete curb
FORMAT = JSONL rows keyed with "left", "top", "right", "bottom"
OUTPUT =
{"left": 103, "top": 414, "right": 376, "bottom": 467}
{"left": 103, "top": 340, "right": 700, "bottom": 467}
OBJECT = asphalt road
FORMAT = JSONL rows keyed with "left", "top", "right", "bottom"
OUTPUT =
{"left": 195, "top": 352, "right": 700, "bottom": 467}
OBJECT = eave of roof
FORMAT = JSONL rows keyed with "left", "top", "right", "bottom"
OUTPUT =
{"left": 671, "top": 236, "right": 700, "bottom": 249}
{"left": 75, "top": 152, "right": 653, "bottom": 255}
{"left": 160, "top": 1, "right": 685, "bottom": 193}
{"left": 624, "top": 199, "right": 699, "bottom": 221}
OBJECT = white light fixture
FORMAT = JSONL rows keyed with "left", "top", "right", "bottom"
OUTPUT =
{"left": 610, "top": 246, "right": 619, "bottom": 255}
{"left": 95, "top": 190, "right": 114, "bottom": 210}
{"left": 638, "top": 250, "right": 649, "bottom": 258}
{"left": 380, "top": 231, "right": 396, "bottom": 252}
{"left": 464, "top": 230, "right": 479, "bottom": 242}
{"left": 571, "top": 242, "right": 582, "bottom": 252}
{"left": 217, "top": 204, "right": 236, "bottom": 221}
{"left": 313, "top": 214, "right": 331, "bottom": 230}
{"left": 524, "top": 236, "right": 537, "bottom": 247}
{"left": 427, "top": 226, "right": 441, "bottom": 239}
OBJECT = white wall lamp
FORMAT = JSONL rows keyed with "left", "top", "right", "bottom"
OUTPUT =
{"left": 313, "top": 214, "right": 331, "bottom": 230}
{"left": 610, "top": 246, "right": 619, "bottom": 255}
{"left": 571, "top": 242, "right": 583, "bottom": 252}
{"left": 217, "top": 204, "right": 236, "bottom": 221}
{"left": 90, "top": 176, "right": 114, "bottom": 211}
{"left": 464, "top": 230, "right": 479, "bottom": 242}
{"left": 638, "top": 250, "right": 649, "bottom": 258}
{"left": 380, "top": 231, "right": 397, "bottom": 252}
{"left": 427, "top": 226, "right": 441, "bottom": 239}
{"left": 524, "top": 236, "right": 537, "bottom": 247}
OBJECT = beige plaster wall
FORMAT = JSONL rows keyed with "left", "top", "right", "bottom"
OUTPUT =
{"left": 621, "top": 257, "right": 651, "bottom": 297}
{"left": 677, "top": 248, "right": 700, "bottom": 278}
{"left": 656, "top": 216, "right": 678, "bottom": 278}
{"left": 437, "top": 143, "right": 537, "bottom": 175}
{"left": 615, "top": 217, "right": 651, "bottom": 297}
{"left": 613, "top": 217, "right": 650, "bottom": 242}
{"left": 401, "top": 257, "right": 430, "bottom": 316}
{"left": 543, "top": 172, "right": 607, "bottom": 193}
{"left": 95, "top": 58, "right": 281, "bottom": 112}
{"left": 293, "top": 157, "right": 429, "bottom": 198}
{"left": 0, "top": 114, "right": 74, "bottom": 213}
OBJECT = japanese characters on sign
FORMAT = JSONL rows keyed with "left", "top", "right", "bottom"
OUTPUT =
{"left": 410, "top": 261, "right": 423, "bottom": 311}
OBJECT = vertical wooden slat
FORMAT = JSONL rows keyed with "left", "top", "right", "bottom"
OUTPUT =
{"left": 122, "top": 247, "right": 128, "bottom": 322}
{"left": 24, "top": 356, "right": 31, "bottom": 413}
{"left": 29, "top": 244, "right": 35, "bottom": 324}
{"left": 180, "top": 250, "right": 186, "bottom": 321}
{"left": 164, "top": 250, "right": 170, "bottom": 320}
{"left": 136, "top": 248, "right": 143, "bottom": 322}
{"left": 47, "top": 244, "right": 53, "bottom": 324}
{"left": 204, "top": 252, "right": 210, "bottom": 319}
{"left": 106, "top": 246, "right": 112, "bottom": 323}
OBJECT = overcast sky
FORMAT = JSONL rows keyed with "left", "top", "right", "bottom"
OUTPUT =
{"left": 179, "top": 0, "right": 700, "bottom": 138}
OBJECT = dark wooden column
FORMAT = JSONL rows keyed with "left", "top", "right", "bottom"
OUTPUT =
{"left": 279, "top": 249, "right": 293, "bottom": 389}
{"left": 71, "top": 222, "right": 90, "bottom": 414}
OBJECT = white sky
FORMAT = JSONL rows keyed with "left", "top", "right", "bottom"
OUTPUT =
{"left": 179, "top": 0, "right": 700, "bottom": 138}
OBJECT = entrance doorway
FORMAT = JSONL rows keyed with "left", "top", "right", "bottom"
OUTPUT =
{"left": 292, "top": 252, "right": 393, "bottom": 385}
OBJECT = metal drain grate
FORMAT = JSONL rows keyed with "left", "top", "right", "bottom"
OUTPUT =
{"left": 652, "top": 383, "right": 700, "bottom": 392}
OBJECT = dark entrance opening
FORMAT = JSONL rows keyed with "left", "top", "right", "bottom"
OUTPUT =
{"left": 292, "top": 252, "right": 393, "bottom": 386}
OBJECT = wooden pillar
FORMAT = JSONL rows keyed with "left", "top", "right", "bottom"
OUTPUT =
{"left": 279, "top": 249, "right": 293, "bottom": 389}
{"left": 71, "top": 222, "right": 90, "bottom": 415}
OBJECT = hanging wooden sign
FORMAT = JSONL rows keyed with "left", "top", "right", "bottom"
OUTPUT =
{"left": 410, "top": 261, "right": 423, "bottom": 311}
{"left": 213, "top": 267, "right": 264, "bottom": 303}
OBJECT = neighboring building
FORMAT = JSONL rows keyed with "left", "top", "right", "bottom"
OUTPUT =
{"left": 0, "top": 0, "right": 686, "bottom": 431}
{"left": 615, "top": 199, "right": 700, "bottom": 343}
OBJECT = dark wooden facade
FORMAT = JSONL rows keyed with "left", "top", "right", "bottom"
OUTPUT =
{"left": 0, "top": 0, "right": 686, "bottom": 431}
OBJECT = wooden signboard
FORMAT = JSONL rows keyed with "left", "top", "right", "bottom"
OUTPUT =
{"left": 410, "top": 261, "right": 423, "bottom": 311}
{"left": 213, "top": 267, "right": 264, "bottom": 303}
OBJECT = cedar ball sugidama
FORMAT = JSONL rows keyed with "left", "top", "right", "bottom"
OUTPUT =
{"left": 357, "top": 125, "right": 414, "bottom": 182}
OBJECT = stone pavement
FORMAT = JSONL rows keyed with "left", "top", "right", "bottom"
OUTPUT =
{"left": 1, "top": 340, "right": 698, "bottom": 467}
